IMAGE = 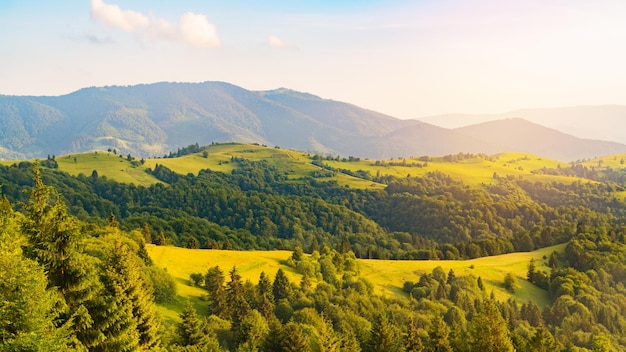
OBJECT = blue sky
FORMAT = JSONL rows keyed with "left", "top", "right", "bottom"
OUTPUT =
{"left": 1, "top": 0, "right": 626, "bottom": 118}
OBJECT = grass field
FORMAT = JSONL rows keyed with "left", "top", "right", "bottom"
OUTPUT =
{"left": 4, "top": 144, "right": 607, "bottom": 190}
{"left": 324, "top": 152, "right": 580, "bottom": 186}
{"left": 148, "top": 244, "right": 565, "bottom": 322}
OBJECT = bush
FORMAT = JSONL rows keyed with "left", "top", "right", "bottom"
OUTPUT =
{"left": 146, "top": 266, "right": 178, "bottom": 303}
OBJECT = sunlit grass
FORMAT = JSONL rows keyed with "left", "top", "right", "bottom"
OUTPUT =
{"left": 56, "top": 152, "right": 160, "bottom": 186}
{"left": 6, "top": 145, "right": 608, "bottom": 189}
{"left": 148, "top": 244, "right": 565, "bottom": 322}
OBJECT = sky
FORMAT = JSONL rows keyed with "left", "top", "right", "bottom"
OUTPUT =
{"left": 1, "top": 0, "right": 626, "bottom": 118}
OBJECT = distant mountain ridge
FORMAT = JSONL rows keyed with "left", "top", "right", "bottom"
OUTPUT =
{"left": 1, "top": 81, "right": 625, "bottom": 161}
{"left": 419, "top": 105, "right": 626, "bottom": 144}
{"left": 455, "top": 118, "right": 626, "bottom": 161}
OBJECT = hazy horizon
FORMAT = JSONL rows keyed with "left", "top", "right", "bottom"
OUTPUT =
{"left": 1, "top": 0, "right": 626, "bottom": 119}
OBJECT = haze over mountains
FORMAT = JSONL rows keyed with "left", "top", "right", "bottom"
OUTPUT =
{"left": 0, "top": 81, "right": 625, "bottom": 161}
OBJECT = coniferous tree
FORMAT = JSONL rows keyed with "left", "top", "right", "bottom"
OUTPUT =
{"left": 468, "top": 299, "right": 515, "bottom": 352}
{"left": 273, "top": 268, "right": 291, "bottom": 303}
{"left": 100, "top": 237, "right": 160, "bottom": 350}
{"left": 405, "top": 316, "right": 424, "bottom": 352}
{"left": 318, "top": 315, "right": 341, "bottom": 352}
{"left": 0, "top": 204, "right": 70, "bottom": 351}
{"left": 256, "top": 272, "right": 275, "bottom": 321}
{"left": 206, "top": 265, "right": 228, "bottom": 318}
{"left": 280, "top": 322, "right": 310, "bottom": 352}
{"left": 178, "top": 301, "right": 211, "bottom": 348}
{"left": 529, "top": 327, "right": 557, "bottom": 352}
{"left": 427, "top": 314, "right": 453, "bottom": 352}
{"left": 227, "top": 266, "right": 251, "bottom": 344}
{"left": 366, "top": 313, "right": 401, "bottom": 352}
{"left": 21, "top": 167, "right": 103, "bottom": 348}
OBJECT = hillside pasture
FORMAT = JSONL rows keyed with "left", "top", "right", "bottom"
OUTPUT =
{"left": 148, "top": 244, "right": 564, "bottom": 322}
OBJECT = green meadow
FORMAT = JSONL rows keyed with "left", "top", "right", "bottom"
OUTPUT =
{"left": 148, "top": 244, "right": 564, "bottom": 322}
{"left": 3, "top": 144, "right": 603, "bottom": 189}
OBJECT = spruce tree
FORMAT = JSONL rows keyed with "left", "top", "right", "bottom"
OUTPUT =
{"left": 206, "top": 265, "right": 228, "bottom": 318}
{"left": 0, "top": 205, "right": 70, "bottom": 351}
{"left": 366, "top": 313, "right": 401, "bottom": 352}
{"left": 318, "top": 315, "right": 341, "bottom": 352}
{"left": 468, "top": 299, "right": 515, "bottom": 352}
{"left": 178, "top": 301, "right": 211, "bottom": 348}
{"left": 227, "top": 266, "right": 251, "bottom": 344}
{"left": 280, "top": 322, "right": 310, "bottom": 352}
{"left": 21, "top": 167, "right": 103, "bottom": 348}
{"left": 256, "top": 272, "right": 275, "bottom": 321}
{"left": 405, "top": 316, "right": 424, "bottom": 352}
{"left": 101, "top": 237, "right": 160, "bottom": 349}
{"left": 427, "top": 314, "right": 453, "bottom": 352}
{"left": 272, "top": 268, "right": 291, "bottom": 303}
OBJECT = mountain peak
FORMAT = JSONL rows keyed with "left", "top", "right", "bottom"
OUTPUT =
{"left": 1, "top": 82, "right": 625, "bottom": 161}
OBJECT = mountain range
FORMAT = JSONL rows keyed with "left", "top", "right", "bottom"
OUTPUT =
{"left": 1, "top": 81, "right": 625, "bottom": 161}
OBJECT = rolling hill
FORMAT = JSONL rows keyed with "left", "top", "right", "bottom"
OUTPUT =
{"left": 1, "top": 82, "right": 626, "bottom": 161}
{"left": 419, "top": 105, "right": 626, "bottom": 144}
{"left": 455, "top": 118, "right": 626, "bottom": 161}
{"left": 147, "top": 243, "right": 564, "bottom": 321}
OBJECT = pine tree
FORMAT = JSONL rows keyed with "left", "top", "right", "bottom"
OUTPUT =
{"left": 318, "top": 315, "right": 341, "bottom": 352}
{"left": 427, "top": 314, "right": 453, "bottom": 352}
{"left": 529, "top": 327, "right": 557, "bottom": 352}
{"left": 405, "top": 316, "right": 424, "bottom": 352}
{"left": 0, "top": 207, "right": 70, "bottom": 351}
{"left": 21, "top": 167, "right": 103, "bottom": 348}
{"left": 99, "top": 237, "right": 160, "bottom": 350}
{"left": 256, "top": 272, "right": 275, "bottom": 321}
{"left": 178, "top": 301, "right": 211, "bottom": 348}
{"left": 366, "top": 313, "right": 401, "bottom": 352}
{"left": 205, "top": 265, "right": 228, "bottom": 318}
{"left": 227, "top": 266, "right": 251, "bottom": 344}
{"left": 468, "top": 299, "right": 515, "bottom": 352}
{"left": 273, "top": 268, "right": 291, "bottom": 303}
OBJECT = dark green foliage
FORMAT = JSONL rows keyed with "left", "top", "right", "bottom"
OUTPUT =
{"left": 0, "top": 233, "right": 70, "bottom": 351}
{"left": 427, "top": 315, "right": 453, "bottom": 352}
{"left": 503, "top": 272, "right": 519, "bottom": 293}
{"left": 146, "top": 266, "right": 177, "bottom": 304}
{"left": 256, "top": 272, "right": 275, "bottom": 320}
{"left": 273, "top": 268, "right": 291, "bottom": 303}
{"left": 365, "top": 313, "right": 401, "bottom": 352}
{"left": 205, "top": 266, "right": 228, "bottom": 318}
{"left": 99, "top": 237, "right": 160, "bottom": 350}
{"left": 405, "top": 317, "right": 424, "bottom": 352}
{"left": 21, "top": 167, "right": 103, "bottom": 348}
{"left": 190, "top": 272, "right": 204, "bottom": 286}
{"left": 226, "top": 266, "right": 251, "bottom": 344}
{"left": 468, "top": 299, "right": 515, "bottom": 352}
{"left": 177, "top": 301, "right": 212, "bottom": 348}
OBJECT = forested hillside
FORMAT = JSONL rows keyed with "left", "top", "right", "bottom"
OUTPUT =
{"left": 1, "top": 146, "right": 626, "bottom": 261}
{"left": 3, "top": 168, "right": 626, "bottom": 350}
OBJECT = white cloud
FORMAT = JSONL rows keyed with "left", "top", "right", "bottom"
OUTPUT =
{"left": 178, "top": 13, "right": 220, "bottom": 48}
{"left": 90, "top": 0, "right": 149, "bottom": 32}
{"left": 90, "top": 0, "right": 220, "bottom": 48}
{"left": 267, "top": 35, "right": 288, "bottom": 48}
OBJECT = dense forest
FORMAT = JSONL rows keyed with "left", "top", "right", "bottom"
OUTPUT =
{"left": 2, "top": 166, "right": 626, "bottom": 350}
{"left": 0, "top": 157, "right": 623, "bottom": 261}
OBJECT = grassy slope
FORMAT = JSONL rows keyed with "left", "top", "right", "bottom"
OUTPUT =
{"left": 148, "top": 244, "right": 564, "bottom": 322}
{"left": 3, "top": 144, "right": 600, "bottom": 189}
{"left": 325, "top": 152, "right": 577, "bottom": 186}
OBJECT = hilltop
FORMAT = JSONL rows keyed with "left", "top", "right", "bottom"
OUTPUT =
{"left": 2, "top": 82, "right": 626, "bottom": 161}
{"left": 2, "top": 142, "right": 604, "bottom": 188}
